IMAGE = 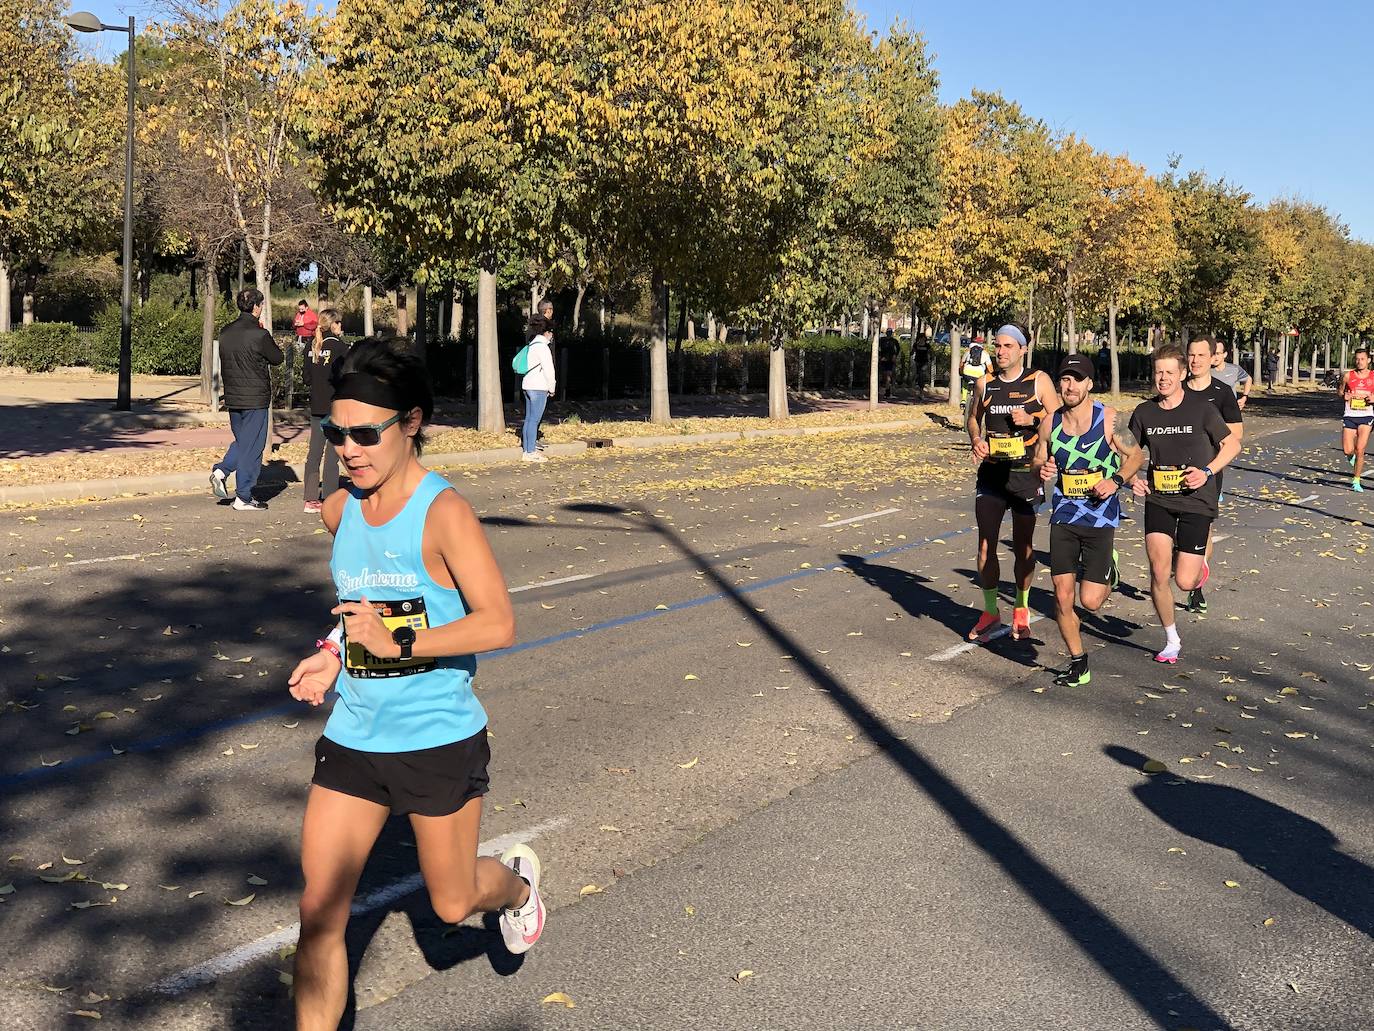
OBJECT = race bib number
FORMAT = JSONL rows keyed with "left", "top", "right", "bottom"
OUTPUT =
{"left": 1351, "top": 397, "right": 1368, "bottom": 410}
{"left": 1150, "top": 466, "right": 1187, "bottom": 495}
{"left": 987, "top": 434, "right": 1027, "bottom": 461}
{"left": 342, "top": 597, "right": 435, "bottom": 679}
{"left": 1060, "top": 470, "right": 1099, "bottom": 499}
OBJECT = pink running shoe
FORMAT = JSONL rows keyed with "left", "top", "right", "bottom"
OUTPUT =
{"left": 968, "top": 611, "right": 1001, "bottom": 641}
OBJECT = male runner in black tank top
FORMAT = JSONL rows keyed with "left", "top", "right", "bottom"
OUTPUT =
{"left": 1184, "top": 336, "right": 1243, "bottom": 613}
{"left": 966, "top": 324, "right": 1059, "bottom": 642}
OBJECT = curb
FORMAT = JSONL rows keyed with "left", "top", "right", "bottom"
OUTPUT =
{"left": 0, "top": 420, "right": 928, "bottom": 507}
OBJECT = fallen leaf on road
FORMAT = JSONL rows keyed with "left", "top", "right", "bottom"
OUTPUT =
{"left": 677, "top": 757, "right": 699, "bottom": 769}
{"left": 225, "top": 894, "right": 255, "bottom": 906}
{"left": 1142, "top": 759, "right": 1167, "bottom": 774}
{"left": 734, "top": 970, "right": 755, "bottom": 982}
{"left": 1223, "top": 880, "right": 1241, "bottom": 888}
{"left": 683, "top": 674, "right": 699, "bottom": 681}
{"left": 541, "top": 992, "right": 575, "bottom": 1008}
{"left": 62, "top": 856, "right": 85, "bottom": 866}
{"left": 282, "top": 721, "right": 300, "bottom": 729}
{"left": 1263, "top": 917, "right": 1277, "bottom": 927}
{"left": 579, "top": 884, "right": 604, "bottom": 896}
{"left": 187, "top": 890, "right": 204, "bottom": 898}
{"left": 71, "top": 1010, "right": 101, "bottom": 1020}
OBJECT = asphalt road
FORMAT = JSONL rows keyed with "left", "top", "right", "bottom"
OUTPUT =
{"left": 1, "top": 391, "right": 1371, "bottom": 1030}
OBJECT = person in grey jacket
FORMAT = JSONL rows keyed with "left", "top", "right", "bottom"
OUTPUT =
{"left": 210, "top": 288, "right": 283, "bottom": 511}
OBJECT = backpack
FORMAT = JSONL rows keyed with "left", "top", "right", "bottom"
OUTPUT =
{"left": 965, "top": 343, "right": 985, "bottom": 368}
{"left": 511, "top": 344, "right": 532, "bottom": 375}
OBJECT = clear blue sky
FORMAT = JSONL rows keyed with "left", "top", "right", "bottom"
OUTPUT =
{"left": 74, "top": 1, "right": 1374, "bottom": 242}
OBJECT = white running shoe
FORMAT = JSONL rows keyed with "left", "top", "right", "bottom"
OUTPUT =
{"left": 210, "top": 468, "right": 229, "bottom": 500}
{"left": 498, "top": 843, "right": 545, "bottom": 954}
{"left": 232, "top": 497, "right": 268, "bottom": 511}
{"left": 521, "top": 451, "right": 548, "bottom": 463}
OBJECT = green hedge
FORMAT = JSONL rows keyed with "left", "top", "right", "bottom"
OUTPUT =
{"left": 0, "top": 323, "right": 81, "bottom": 372}
{"left": 92, "top": 299, "right": 205, "bottom": 375}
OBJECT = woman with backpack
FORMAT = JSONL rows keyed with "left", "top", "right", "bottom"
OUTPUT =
{"left": 518, "top": 314, "right": 555, "bottom": 463}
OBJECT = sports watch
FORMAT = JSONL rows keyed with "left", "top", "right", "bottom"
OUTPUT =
{"left": 391, "top": 625, "right": 417, "bottom": 660}
{"left": 1110, "top": 474, "right": 1125, "bottom": 487}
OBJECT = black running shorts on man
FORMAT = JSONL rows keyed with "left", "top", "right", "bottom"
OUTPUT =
{"left": 1129, "top": 391, "right": 1231, "bottom": 551}
{"left": 312, "top": 728, "right": 490, "bottom": 816}
{"left": 977, "top": 369, "right": 1044, "bottom": 515}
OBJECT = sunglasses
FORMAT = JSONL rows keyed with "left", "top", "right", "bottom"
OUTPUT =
{"left": 321, "top": 412, "right": 404, "bottom": 447}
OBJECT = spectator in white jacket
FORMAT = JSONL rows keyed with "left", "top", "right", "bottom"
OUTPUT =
{"left": 521, "top": 314, "right": 556, "bottom": 463}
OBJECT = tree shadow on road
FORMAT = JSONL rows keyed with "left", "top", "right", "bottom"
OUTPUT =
{"left": 572, "top": 501, "right": 1237, "bottom": 1031}
{"left": 1106, "top": 746, "right": 1374, "bottom": 941}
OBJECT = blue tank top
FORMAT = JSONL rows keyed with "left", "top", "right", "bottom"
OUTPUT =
{"left": 325, "top": 472, "right": 486, "bottom": 752}
{"left": 1049, "top": 402, "right": 1121, "bottom": 528}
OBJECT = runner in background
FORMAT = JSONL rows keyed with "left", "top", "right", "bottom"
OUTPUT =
{"left": 1341, "top": 346, "right": 1374, "bottom": 492}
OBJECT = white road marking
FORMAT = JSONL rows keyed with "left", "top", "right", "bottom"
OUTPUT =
{"left": 509, "top": 573, "right": 594, "bottom": 593}
{"left": 927, "top": 614, "right": 1046, "bottom": 663}
{"left": 150, "top": 818, "right": 567, "bottom": 996}
{"left": 818, "top": 507, "right": 901, "bottom": 529}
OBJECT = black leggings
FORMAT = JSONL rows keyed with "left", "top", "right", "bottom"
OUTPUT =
{"left": 304, "top": 416, "right": 340, "bottom": 502}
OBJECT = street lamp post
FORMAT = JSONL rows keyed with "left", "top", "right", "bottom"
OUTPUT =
{"left": 66, "top": 11, "right": 135, "bottom": 412}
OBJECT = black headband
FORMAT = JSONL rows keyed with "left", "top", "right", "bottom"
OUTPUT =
{"left": 332, "top": 373, "right": 410, "bottom": 412}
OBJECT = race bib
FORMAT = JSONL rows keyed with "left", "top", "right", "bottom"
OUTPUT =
{"left": 342, "top": 597, "right": 435, "bottom": 679}
{"left": 987, "top": 433, "right": 1027, "bottom": 461}
{"left": 1150, "top": 466, "right": 1187, "bottom": 495}
{"left": 1351, "top": 397, "right": 1368, "bottom": 410}
{"left": 1060, "top": 470, "right": 1099, "bottom": 499}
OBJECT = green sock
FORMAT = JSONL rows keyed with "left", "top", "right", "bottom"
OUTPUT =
{"left": 982, "top": 588, "right": 999, "bottom": 615}
{"left": 1015, "top": 587, "right": 1029, "bottom": 609}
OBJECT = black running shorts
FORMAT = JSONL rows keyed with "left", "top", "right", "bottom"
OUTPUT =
{"left": 975, "top": 463, "right": 1042, "bottom": 517}
{"left": 312, "top": 728, "right": 490, "bottom": 817}
{"left": 1049, "top": 523, "right": 1115, "bottom": 584}
{"left": 1143, "top": 502, "right": 1211, "bottom": 556}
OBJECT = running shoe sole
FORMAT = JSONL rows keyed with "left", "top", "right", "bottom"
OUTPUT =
{"left": 1153, "top": 653, "right": 1179, "bottom": 664}
{"left": 210, "top": 471, "right": 229, "bottom": 501}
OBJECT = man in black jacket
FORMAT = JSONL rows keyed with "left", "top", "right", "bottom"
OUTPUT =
{"left": 210, "top": 288, "right": 283, "bottom": 511}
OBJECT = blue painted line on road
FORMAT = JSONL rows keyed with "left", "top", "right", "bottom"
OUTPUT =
{"left": 1, "top": 524, "right": 975, "bottom": 792}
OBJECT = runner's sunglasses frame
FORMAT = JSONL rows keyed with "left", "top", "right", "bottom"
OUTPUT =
{"left": 321, "top": 412, "right": 405, "bottom": 447}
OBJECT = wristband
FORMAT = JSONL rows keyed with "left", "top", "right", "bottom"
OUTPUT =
{"left": 1203, "top": 467, "right": 1215, "bottom": 480}
{"left": 316, "top": 639, "right": 341, "bottom": 661}
{"left": 326, "top": 624, "right": 344, "bottom": 647}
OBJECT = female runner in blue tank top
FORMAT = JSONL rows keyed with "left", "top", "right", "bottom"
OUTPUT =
{"left": 286, "top": 338, "right": 544, "bottom": 1030}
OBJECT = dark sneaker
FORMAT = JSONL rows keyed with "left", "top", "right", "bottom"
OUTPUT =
{"left": 1052, "top": 656, "right": 1090, "bottom": 687}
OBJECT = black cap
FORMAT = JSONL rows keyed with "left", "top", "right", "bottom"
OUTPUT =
{"left": 1058, "top": 354, "right": 1094, "bottom": 381}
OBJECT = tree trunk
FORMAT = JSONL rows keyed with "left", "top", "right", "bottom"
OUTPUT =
{"left": 601, "top": 344, "right": 610, "bottom": 400}
{"left": 1291, "top": 334, "right": 1300, "bottom": 383}
{"left": 530, "top": 280, "right": 544, "bottom": 315}
{"left": 674, "top": 293, "right": 687, "bottom": 397}
{"left": 1253, "top": 329, "right": 1264, "bottom": 387}
{"left": 650, "top": 270, "right": 670, "bottom": 423}
{"left": 860, "top": 307, "right": 869, "bottom": 341}
{"left": 476, "top": 266, "right": 503, "bottom": 433}
{"left": 414, "top": 282, "right": 428, "bottom": 362}
{"left": 795, "top": 347, "right": 804, "bottom": 391}
{"left": 200, "top": 263, "right": 219, "bottom": 410}
{"left": 1341, "top": 333, "right": 1348, "bottom": 372}
{"left": 1324, "top": 334, "right": 1331, "bottom": 373}
{"left": 706, "top": 312, "right": 716, "bottom": 342}
{"left": 1065, "top": 278, "right": 1077, "bottom": 355}
{"left": 1108, "top": 296, "right": 1120, "bottom": 397}
{"left": 395, "top": 287, "right": 409, "bottom": 337}
{"left": 363, "top": 285, "right": 375, "bottom": 337}
{"left": 251, "top": 250, "right": 272, "bottom": 330}
{"left": 0, "top": 257, "right": 10, "bottom": 334}
{"left": 449, "top": 284, "right": 462, "bottom": 341}
{"left": 572, "top": 283, "right": 587, "bottom": 334}
{"left": 868, "top": 314, "right": 880, "bottom": 410}
{"left": 1278, "top": 332, "right": 1288, "bottom": 387}
{"left": 709, "top": 352, "right": 718, "bottom": 395}
{"left": 768, "top": 338, "right": 789, "bottom": 420}
{"left": 948, "top": 325, "right": 962, "bottom": 410}
{"left": 22, "top": 286, "right": 34, "bottom": 325}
